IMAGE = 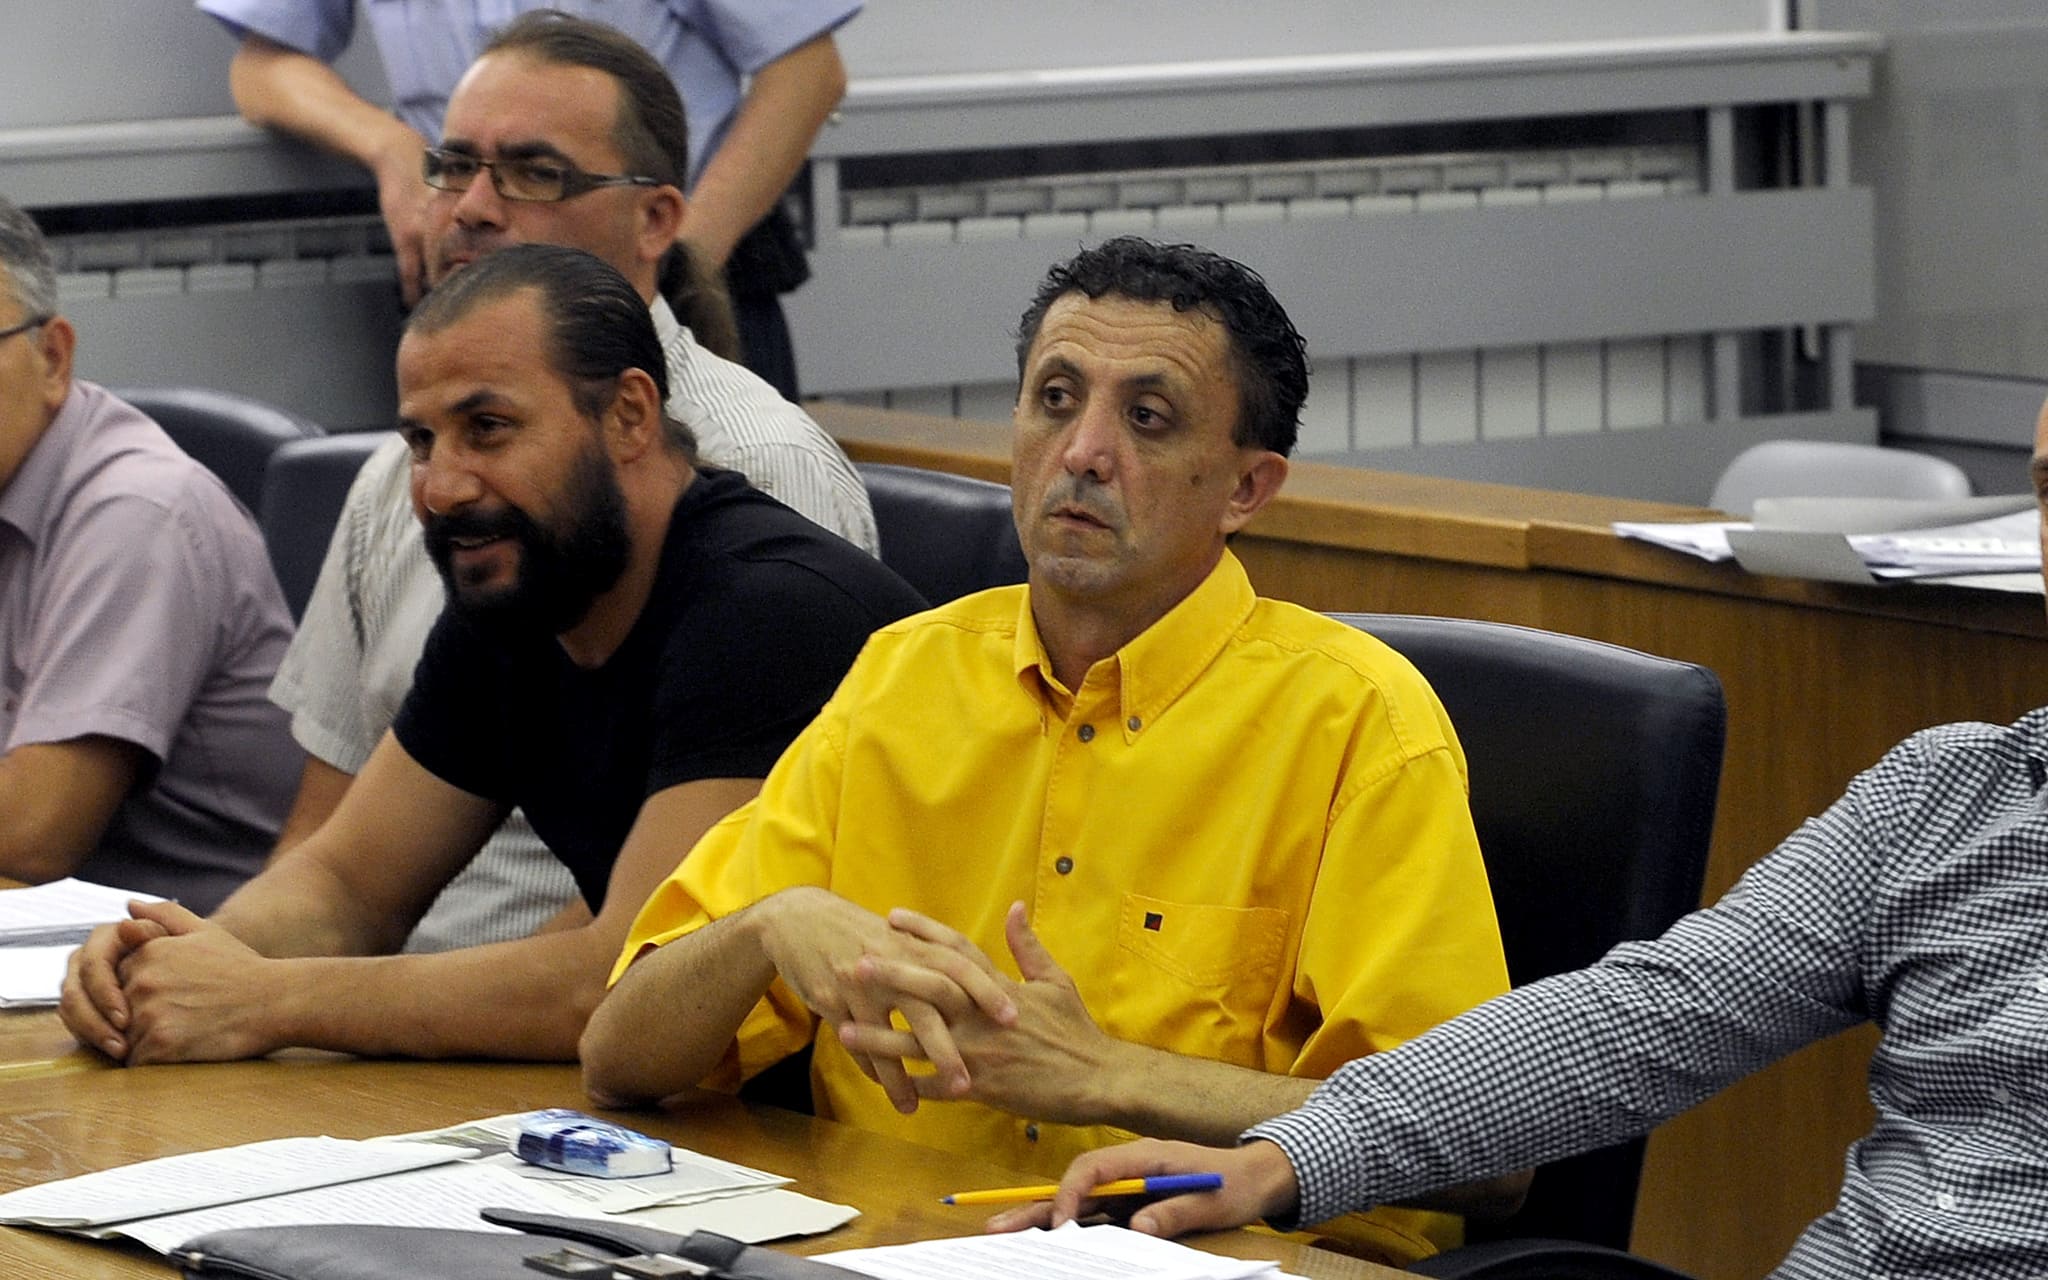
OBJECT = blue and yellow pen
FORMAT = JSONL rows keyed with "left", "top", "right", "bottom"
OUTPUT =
{"left": 940, "top": 1172, "right": 1223, "bottom": 1206}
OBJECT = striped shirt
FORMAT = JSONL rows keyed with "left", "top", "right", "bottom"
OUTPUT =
{"left": 1250, "top": 710, "right": 2048, "bottom": 1279}
{"left": 651, "top": 299, "right": 877, "bottom": 555}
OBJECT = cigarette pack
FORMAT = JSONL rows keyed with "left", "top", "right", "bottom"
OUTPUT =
{"left": 513, "top": 1109, "right": 672, "bottom": 1179}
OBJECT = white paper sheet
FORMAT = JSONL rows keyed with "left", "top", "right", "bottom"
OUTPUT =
{"left": 821, "top": 1222, "right": 1289, "bottom": 1280}
{"left": 0, "top": 1138, "right": 463, "bottom": 1227}
{"left": 616, "top": 1186, "right": 859, "bottom": 1242}
{"left": 480, "top": 1151, "right": 786, "bottom": 1213}
{"left": 1611, "top": 520, "right": 1740, "bottom": 562}
{"left": 0, "top": 879, "right": 163, "bottom": 946}
{"left": 4, "top": 1115, "right": 854, "bottom": 1259}
{"left": 384, "top": 1111, "right": 789, "bottom": 1213}
{"left": 1915, "top": 571, "right": 2047, "bottom": 594}
{"left": 103, "top": 1157, "right": 557, "bottom": 1253}
{"left": 1849, "top": 508, "right": 2042, "bottom": 577}
{"left": 0, "top": 944, "right": 75, "bottom": 1007}
{"left": 1619, "top": 506, "right": 2045, "bottom": 586}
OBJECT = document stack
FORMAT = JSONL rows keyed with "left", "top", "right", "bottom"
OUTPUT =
{"left": 0, "top": 878, "right": 161, "bottom": 1008}
{"left": 1614, "top": 495, "right": 2043, "bottom": 591}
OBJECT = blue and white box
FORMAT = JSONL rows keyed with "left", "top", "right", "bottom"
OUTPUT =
{"left": 514, "top": 1109, "right": 672, "bottom": 1179}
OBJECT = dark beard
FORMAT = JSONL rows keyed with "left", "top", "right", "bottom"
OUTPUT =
{"left": 423, "top": 442, "right": 632, "bottom": 636}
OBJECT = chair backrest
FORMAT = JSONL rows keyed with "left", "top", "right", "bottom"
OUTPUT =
{"left": 1709, "top": 439, "right": 1972, "bottom": 516}
{"left": 1331, "top": 613, "right": 1726, "bottom": 1251}
{"left": 259, "top": 433, "right": 390, "bottom": 621}
{"left": 114, "top": 385, "right": 326, "bottom": 512}
{"left": 856, "top": 462, "right": 1029, "bottom": 605}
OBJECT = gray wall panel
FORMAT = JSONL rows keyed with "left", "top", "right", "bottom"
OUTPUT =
{"left": 821, "top": 37, "right": 1874, "bottom": 158}
{"left": 789, "top": 189, "right": 1876, "bottom": 393}
{"left": 1813, "top": 2, "right": 2048, "bottom": 384}
{"left": 64, "top": 284, "right": 402, "bottom": 433}
{"left": 0, "top": 0, "right": 1769, "bottom": 132}
{"left": 836, "top": 1, "right": 1781, "bottom": 77}
{"left": 0, "top": 4, "right": 388, "bottom": 129}
{"left": 1304, "top": 408, "right": 1876, "bottom": 505}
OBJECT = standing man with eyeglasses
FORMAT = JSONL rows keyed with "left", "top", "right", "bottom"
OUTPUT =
{"left": 0, "top": 197, "right": 302, "bottom": 910}
{"left": 199, "top": 0, "right": 856, "bottom": 399}
{"left": 262, "top": 13, "right": 879, "bottom": 958}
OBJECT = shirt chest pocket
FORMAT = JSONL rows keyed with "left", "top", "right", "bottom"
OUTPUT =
{"left": 1109, "top": 893, "right": 1291, "bottom": 1063}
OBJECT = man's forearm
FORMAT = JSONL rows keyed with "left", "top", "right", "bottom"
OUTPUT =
{"left": 677, "top": 36, "right": 846, "bottom": 268}
{"left": 0, "top": 739, "right": 142, "bottom": 883}
{"left": 1092, "top": 1039, "right": 1320, "bottom": 1147}
{"left": 228, "top": 34, "right": 422, "bottom": 172}
{"left": 211, "top": 849, "right": 403, "bottom": 959}
{"left": 250, "top": 925, "right": 623, "bottom": 1060}
{"left": 267, "top": 755, "right": 355, "bottom": 861}
{"left": 1082, "top": 1040, "right": 1527, "bottom": 1219}
{"left": 582, "top": 906, "right": 780, "bottom": 1105}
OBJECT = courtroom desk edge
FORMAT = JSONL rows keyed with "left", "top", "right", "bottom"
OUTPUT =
{"left": 0, "top": 1062, "right": 1399, "bottom": 1280}
{"left": 811, "top": 401, "right": 1015, "bottom": 487}
{"left": 1528, "top": 519, "right": 2048, "bottom": 641}
{"left": 814, "top": 399, "right": 2048, "bottom": 640}
{"left": 813, "top": 400, "right": 1685, "bottom": 571}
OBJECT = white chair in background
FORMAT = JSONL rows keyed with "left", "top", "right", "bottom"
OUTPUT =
{"left": 1710, "top": 440, "right": 1972, "bottom": 517}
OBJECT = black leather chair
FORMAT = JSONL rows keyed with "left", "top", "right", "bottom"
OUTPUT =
{"left": 856, "top": 462, "right": 1029, "bottom": 605}
{"left": 259, "top": 433, "right": 390, "bottom": 621}
{"left": 115, "top": 385, "right": 327, "bottom": 513}
{"left": 1330, "top": 614, "right": 1725, "bottom": 1278}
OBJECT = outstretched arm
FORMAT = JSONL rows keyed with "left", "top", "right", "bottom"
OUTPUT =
{"left": 266, "top": 755, "right": 355, "bottom": 859}
{"left": 583, "top": 886, "right": 1018, "bottom": 1108}
{"left": 839, "top": 904, "right": 1319, "bottom": 1142}
{"left": 65, "top": 730, "right": 761, "bottom": 1064}
{"left": 675, "top": 34, "right": 846, "bottom": 270}
{"left": 226, "top": 33, "right": 432, "bottom": 302}
{"left": 0, "top": 738, "right": 145, "bottom": 883}
{"left": 991, "top": 1138, "right": 1301, "bottom": 1238}
{"left": 842, "top": 903, "right": 1531, "bottom": 1221}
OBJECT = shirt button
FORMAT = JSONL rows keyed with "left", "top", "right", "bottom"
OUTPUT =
{"left": 1991, "top": 1085, "right": 2013, "bottom": 1105}
{"left": 1935, "top": 1191, "right": 1957, "bottom": 1211}
{"left": 1054, "top": 855, "right": 1074, "bottom": 875}
{"left": 1077, "top": 724, "right": 1095, "bottom": 743}
{"left": 1127, "top": 716, "right": 1142, "bottom": 732}
{"left": 1024, "top": 1123, "right": 1040, "bottom": 1141}
{"left": 2035, "top": 975, "right": 2048, "bottom": 995}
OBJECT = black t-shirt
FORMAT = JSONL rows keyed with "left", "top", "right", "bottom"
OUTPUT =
{"left": 393, "top": 468, "right": 925, "bottom": 910}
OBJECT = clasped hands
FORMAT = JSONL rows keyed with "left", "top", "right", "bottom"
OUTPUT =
{"left": 764, "top": 891, "right": 1111, "bottom": 1120}
{"left": 58, "top": 900, "right": 280, "bottom": 1065}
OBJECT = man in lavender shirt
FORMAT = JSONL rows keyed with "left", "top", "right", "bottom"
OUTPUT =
{"left": 0, "top": 197, "right": 302, "bottom": 912}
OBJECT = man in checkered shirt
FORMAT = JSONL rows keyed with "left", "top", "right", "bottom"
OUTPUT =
{"left": 1002, "top": 413, "right": 2048, "bottom": 1279}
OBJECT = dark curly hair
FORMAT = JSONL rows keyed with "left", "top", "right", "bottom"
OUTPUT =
{"left": 1014, "top": 237, "right": 1309, "bottom": 456}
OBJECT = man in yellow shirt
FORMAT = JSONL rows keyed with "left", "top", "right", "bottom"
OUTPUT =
{"left": 583, "top": 237, "right": 1518, "bottom": 1263}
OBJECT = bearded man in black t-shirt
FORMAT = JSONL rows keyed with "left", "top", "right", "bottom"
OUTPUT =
{"left": 61, "top": 245, "right": 924, "bottom": 1066}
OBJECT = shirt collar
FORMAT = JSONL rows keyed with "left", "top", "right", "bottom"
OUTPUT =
{"left": 1011, "top": 549, "right": 1256, "bottom": 735}
{"left": 649, "top": 293, "right": 682, "bottom": 346}
{"left": 651, "top": 293, "right": 710, "bottom": 406}
{"left": 0, "top": 382, "right": 81, "bottom": 549}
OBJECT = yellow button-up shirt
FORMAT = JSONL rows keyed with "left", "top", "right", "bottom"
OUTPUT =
{"left": 618, "top": 551, "right": 1507, "bottom": 1262}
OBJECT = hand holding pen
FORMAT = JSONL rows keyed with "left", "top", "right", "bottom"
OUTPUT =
{"left": 982, "top": 1140, "right": 1299, "bottom": 1238}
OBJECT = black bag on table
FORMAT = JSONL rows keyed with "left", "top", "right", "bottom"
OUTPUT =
{"left": 173, "top": 1207, "right": 866, "bottom": 1279}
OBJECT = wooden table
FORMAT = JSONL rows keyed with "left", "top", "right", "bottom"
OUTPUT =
{"left": 815, "top": 400, "right": 2048, "bottom": 1280}
{"left": 0, "top": 1010, "right": 99, "bottom": 1083}
{"left": 0, "top": 1058, "right": 1399, "bottom": 1277}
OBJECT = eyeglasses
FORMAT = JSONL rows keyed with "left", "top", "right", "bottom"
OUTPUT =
{"left": 0, "top": 314, "right": 49, "bottom": 343}
{"left": 422, "top": 147, "right": 661, "bottom": 203}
